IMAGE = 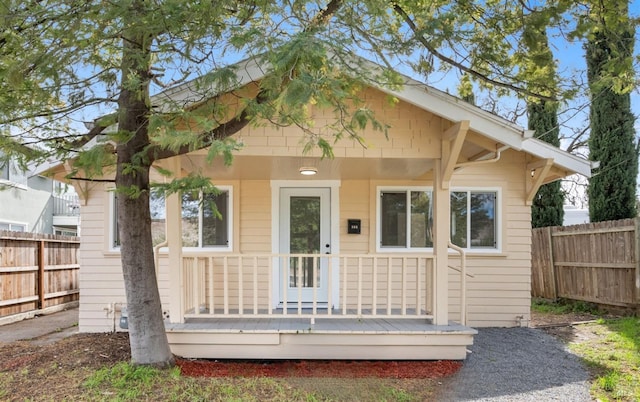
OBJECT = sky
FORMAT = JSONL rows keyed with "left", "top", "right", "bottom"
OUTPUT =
{"left": 33, "top": 2, "right": 640, "bottom": 208}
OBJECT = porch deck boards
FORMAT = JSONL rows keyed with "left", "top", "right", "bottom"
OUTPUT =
{"left": 165, "top": 317, "right": 472, "bottom": 335}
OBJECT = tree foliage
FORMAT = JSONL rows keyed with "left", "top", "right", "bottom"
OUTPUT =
{"left": 1, "top": 0, "right": 637, "bottom": 367}
{"left": 529, "top": 100, "right": 565, "bottom": 228}
{"left": 586, "top": 1, "right": 638, "bottom": 222}
{"left": 522, "top": 23, "right": 564, "bottom": 228}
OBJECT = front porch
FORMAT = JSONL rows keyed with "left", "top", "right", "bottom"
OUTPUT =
{"left": 164, "top": 253, "right": 476, "bottom": 360}
{"left": 166, "top": 317, "right": 475, "bottom": 360}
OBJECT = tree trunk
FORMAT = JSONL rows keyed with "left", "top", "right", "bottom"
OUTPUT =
{"left": 115, "top": 0, "right": 174, "bottom": 367}
{"left": 116, "top": 159, "right": 174, "bottom": 367}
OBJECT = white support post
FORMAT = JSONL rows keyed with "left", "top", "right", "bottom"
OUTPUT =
{"left": 167, "top": 158, "right": 184, "bottom": 323}
{"left": 433, "top": 159, "right": 450, "bottom": 325}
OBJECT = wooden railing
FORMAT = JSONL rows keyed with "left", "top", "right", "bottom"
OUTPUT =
{"left": 181, "top": 253, "right": 435, "bottom": 320}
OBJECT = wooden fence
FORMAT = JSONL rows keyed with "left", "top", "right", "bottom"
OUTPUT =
{"left": 531, "top": 218, "right": 640, "bottom": 308}
{"left": 0, "top": 231, "right": 80, "bottom": 318}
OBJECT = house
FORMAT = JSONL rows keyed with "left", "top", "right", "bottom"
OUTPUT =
{"left": 51, "top": 57, "right": 592, "bottom": 360}
{"left": 0, "top": 155, "right": 80, "bottom": 236}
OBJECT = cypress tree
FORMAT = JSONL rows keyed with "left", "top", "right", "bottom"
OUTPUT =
{"left": 529, "top": 100, "right": 564, "bottom": 227}
{"left": 523, "top": 26, "right": 564, "bottom": 228}
{"left": 586, "top": 3, "right": 638, "bottom": 222}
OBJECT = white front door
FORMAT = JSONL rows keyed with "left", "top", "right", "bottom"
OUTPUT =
{"left": 279, "top": 188, "right": 331, "bottom": 304}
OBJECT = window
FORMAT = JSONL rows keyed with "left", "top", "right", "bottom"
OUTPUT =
{"left": 451, "top": 190, "right": 497, "bottom": 249}
{"left": 379, "top": 189, "right": 433, "bottom": 249}
{"left": 110, "top": 191, "right": 169, "bottom": 249}
{"left": 181, "top": 189, "right": 230, "bottom": 248}
{"left": 378, "top": 187, "right": 499, "bottom": 251}
{"left": 0, "top": 163, "right": 8, "bottom": 181}
{"left": 0, "top": 159, "right": 27, "bottom": 187}
{"left": 54, "top": 227, "right": 77, "bottom": 236}
{"left": 0, "top": 221, "right": 26, "bottom": 232}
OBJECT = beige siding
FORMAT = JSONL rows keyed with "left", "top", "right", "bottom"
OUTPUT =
{"left": 78, "top": 183, "right": 171, "bottom": 333}
{"left": 239, "top": 180, "right": 271, "bottom": 253}
{"left": 446, "top": 150, "right": 531, "bottom": 327}
{"left": 236, "top": 87, "right": 442, "bottom": 160}
{"left": 340, "top": 180, "right": 370, "bottom": 254}
{"left": 78, "top": 89, "right": 534, "bottom": 333}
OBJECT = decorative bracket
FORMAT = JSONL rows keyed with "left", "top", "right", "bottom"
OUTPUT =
{"left": 526, "top": 158, "right": 554, "bottom": 205}
{"left": 441, "top": 120, "right": 470, "bottom": 189}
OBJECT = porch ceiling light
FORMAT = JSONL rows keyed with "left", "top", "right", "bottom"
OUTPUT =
{"left": 299, "top": 167, "right": 318, "bottom": 176}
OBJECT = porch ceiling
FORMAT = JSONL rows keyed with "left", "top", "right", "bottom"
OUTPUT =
{"left": 175, "top": 154, "right": 436, "bottom": 180}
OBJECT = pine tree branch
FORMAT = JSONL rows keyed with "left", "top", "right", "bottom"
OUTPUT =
{"left": 392, "top": 4, "right": 557, "bottom": 102}
{"left": 147, "top": 0, "right": 345, "bottom": 162}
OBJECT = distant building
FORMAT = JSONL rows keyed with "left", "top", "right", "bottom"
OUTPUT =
{"left": 0, "top": 157, "right": 79, "bottom": 235}
{"left": 563, "top": 205, "right": 589, "bottom": 226}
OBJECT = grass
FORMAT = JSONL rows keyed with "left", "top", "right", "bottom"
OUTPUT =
{"left": 80, "top": 362, "right": 434, "bottom": 401}
{"left": 534, "top": 299, "right": 639, "bottom": 401}
{"left": 568, "top": 317, "right": 640, "bottom": 401}
{"left": 531, "top": 297, "right": 601, "bottom": 315}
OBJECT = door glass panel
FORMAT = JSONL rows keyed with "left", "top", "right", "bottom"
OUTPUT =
{"left": 289, "top": 196, "right": 320, "bottom": 288}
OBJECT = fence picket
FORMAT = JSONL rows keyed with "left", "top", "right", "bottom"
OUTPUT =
{"left": 532, "top": 219, "right": 639, "bottom": 309}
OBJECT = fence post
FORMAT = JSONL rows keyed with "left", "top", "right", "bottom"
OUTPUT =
{"left": 546, "top": 226, "right": 558, "bottom": 300}
{"left": 635, "top": 218, "right": 640, "bottom": 306}
{"left": 37, "top": 240, "right": 45, "bottom": 309}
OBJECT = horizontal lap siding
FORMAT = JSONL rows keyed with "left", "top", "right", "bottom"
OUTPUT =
{"left": 79, "top": 184, "right": 170, "bottom": 332}
{"left": 79, "top": 184, "right": 121, "bottom": 332}
{"left": 239, "top": 181, "right": 271, "bottom": 253}
{"left": 448, "top": 151, "right": 531, "bottom": 327}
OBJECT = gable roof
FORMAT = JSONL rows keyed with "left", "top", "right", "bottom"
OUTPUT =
{"left": 37, "top": 54, "right": 593, "bottom": 181}
{"left": 153, "top": 55, "right": 593, "bottom": 178}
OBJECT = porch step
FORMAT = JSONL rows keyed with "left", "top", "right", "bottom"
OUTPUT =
{"left": 165, "top": 318, "right": 476, "bottom": 360}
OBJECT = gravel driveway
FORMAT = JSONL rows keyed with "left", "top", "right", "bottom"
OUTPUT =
{"left": 437, "top": 327, "right": 593, "bottom": 401}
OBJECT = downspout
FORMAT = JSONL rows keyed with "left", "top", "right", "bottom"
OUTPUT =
{"left": 454, "top": 146, "right": 505, "bottom": 170}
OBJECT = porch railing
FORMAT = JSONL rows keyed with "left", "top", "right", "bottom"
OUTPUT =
{"left": 181, "top": 253, "right": 435, "bottom": 321}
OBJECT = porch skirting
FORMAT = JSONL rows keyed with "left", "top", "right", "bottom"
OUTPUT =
{"left": 165, "top": 318, "right": 476, "bottom": 360}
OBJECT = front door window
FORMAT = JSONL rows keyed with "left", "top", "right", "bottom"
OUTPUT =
{"left": 280, "top": 188, "right": 330, "bottom": 304}
{"left": 289, "top": 196, "right": 321, "bottom": 288}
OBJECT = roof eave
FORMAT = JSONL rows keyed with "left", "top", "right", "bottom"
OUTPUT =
{"left": 522, "top": 138, "right": 592, "bottom": 178}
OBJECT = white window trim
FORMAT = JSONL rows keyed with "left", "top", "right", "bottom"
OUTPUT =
{"left": 108, "top": 190, "right": 119, "bottom": 251}
{"left": 0, "top": 160, "right": 28, "bottom": 190}
{"left": 181, "top": 185, "right": 233, "bottom": 252}
{"left": 109, "top": 186, "right": 234, "bottom": 253}
{"left": 375, "top": 186, "right": 502, "bottom": 253}
{"left": 0, "top": 219, "right": 28, "bottom": 232}
{"left": 53, "top": 226, "right": 78, "bottom": 236}
{"left": 450, "top": 187, "right": 502, "bottom": 253}
{"left": 376, "top": 186, "right": 433, "bottom": 253}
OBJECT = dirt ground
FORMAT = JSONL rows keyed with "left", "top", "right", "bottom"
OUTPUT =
{"left": 530, "top": 310, "right": 606, "bottom": 343}
{"left": 0, "top": 311, "right": 602, "bottom": 401}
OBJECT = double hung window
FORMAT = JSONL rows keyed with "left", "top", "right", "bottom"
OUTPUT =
{"left": 379, "top": 189, "right": 433, "bottom": 249}
{"left": 181, "top": 189, "right": 230, "bottom": 248}
{"left": 378, "top": 187, "right": 498, "bottom": 251}
{"left": 110, "top": 187, "right": 231, "bottom": 250}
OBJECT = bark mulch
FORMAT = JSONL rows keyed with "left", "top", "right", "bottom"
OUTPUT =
{"left": 176, "top": 358, "right": 462, "bottom": 378}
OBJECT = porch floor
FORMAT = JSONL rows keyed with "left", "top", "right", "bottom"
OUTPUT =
{"left": 166, "top": 316, "right": 470, "bottom": 334}
{"left": 165, "top": 317, "right": 476, "bottom": 360}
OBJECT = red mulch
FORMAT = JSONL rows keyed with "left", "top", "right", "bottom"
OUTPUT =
{"left": 176, "top": 358, "right": 462, "bottom": 379}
